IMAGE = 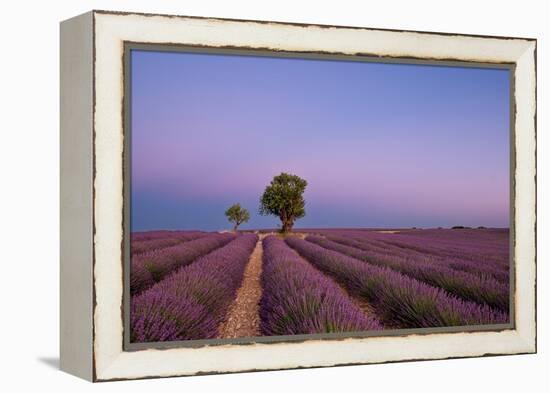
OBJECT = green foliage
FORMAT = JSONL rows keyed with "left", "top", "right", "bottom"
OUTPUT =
{"left": 259, "top": 172, "right": 307, "bottom": 233}
{"left": 224, "top": 203, "right": 250, "bottom": 231}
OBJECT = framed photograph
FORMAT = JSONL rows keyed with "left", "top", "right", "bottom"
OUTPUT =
{"left": 60, "top": 10, "right": 537, "bottom": 382}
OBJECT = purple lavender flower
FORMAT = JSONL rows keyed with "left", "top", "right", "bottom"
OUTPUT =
{"left": 285, "top": 236, "right": 509, "bottom": 328}
{"left": 130, "top": 234, "right": 258, "bottom": 342}
{"left": 131, "top": 231, "right": 206, "bottom": 256}
{"left": 130, "top": 232, "right": 236, "bottom": 295}
{"left": 306, "top": 235, "right": 509, "bottom": 311}
{"left": 260, "top": 236, "right": 382, "bottom": 335}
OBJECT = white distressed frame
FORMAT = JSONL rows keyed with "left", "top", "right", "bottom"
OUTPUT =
{"left": 61, "top": 10, "right": 536, "bottom": 382}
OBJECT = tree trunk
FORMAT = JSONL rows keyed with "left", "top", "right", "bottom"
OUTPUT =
{"left": 233, "top": 223, "right": 238, "bottom": 232}
{"left": 281, "top": 219, "right": 293, "bottom": 233}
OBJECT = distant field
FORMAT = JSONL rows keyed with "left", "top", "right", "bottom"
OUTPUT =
{"left": 129, "top": 228, "right": 510, "bottom": 343}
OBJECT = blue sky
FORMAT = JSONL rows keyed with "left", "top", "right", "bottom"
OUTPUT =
{"left": 131, "top": 50, "right": 510, "bottom": 231}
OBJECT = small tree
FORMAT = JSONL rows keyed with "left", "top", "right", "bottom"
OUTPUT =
{"left": 225, "top": 203, "right": 250, "bottom": 232}
{"left": 259, "top": 172, "right": 307, "bottom": 233}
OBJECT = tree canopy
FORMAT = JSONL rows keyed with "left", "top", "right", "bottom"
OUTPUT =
{"left": 259, "top": 172, "right": 307, "bottom": 233}
{"left": 225, "top": 203, "right": 250, "bottom": 231}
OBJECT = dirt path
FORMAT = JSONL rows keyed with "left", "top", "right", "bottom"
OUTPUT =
{"left": 218, "top": 236, "right": 264, "bottom": 339}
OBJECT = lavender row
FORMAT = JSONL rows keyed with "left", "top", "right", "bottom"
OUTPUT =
{"left": 344, "top": 236, "right": 510, "bottom": 283}
{"left": 130, "top": 230, "right": 196, "bottom": 242}
{"left": 285, "top": 237, "right": 508, "bottom": 328}
{"left": 327, "top": 230, "right": 510, "bottom": 273}
{"left": 323, "top": 233, "right": 509, "bottom": 283}
{"left": 398, "top": 228, "right": 509, "bottom": 247}
{"left": 356, "top": 230, "right": 509, "bottom": 266}
{"left": 131, "top": 234, "right": 258, "bottom": 342}
{"left": 260, "top": 236, "right": 382, "bottom": 336}
{"left": 376, "top": 236, "right": 508, "bottom": 266}
{"left": 307, "top": 235, "right": 509, "bottom": 312}
{"left": 130, "top": 231, "right": 172, "bottom": 242}
{"left": 130, "top": 233, "right": 236, "bottom": 295}
{"left": 131, "top": 231, "right": 206, "bottom": 256}
{"left": 316, "top": 229, "right": 509, "bottom": 266}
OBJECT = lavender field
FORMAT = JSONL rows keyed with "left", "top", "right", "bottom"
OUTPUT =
{"left": 129, "top": 227, "right": 510, "bottom": 343}
{"left": 128, "top": 50, "right": 511, "bottom": 344}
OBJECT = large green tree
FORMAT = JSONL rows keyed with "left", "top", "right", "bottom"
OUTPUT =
{"left": 225, "top": 203, "right": 250, "bottom": 232}
{"left": 259, "top": 173, "right": 307, "bottom": 233}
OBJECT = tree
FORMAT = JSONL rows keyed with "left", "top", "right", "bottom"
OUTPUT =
{"left": 259, "top": 172, "right": 307, "bottom": 233}
{"left": 225, "top": 203, "right": 250, "bottom": 232}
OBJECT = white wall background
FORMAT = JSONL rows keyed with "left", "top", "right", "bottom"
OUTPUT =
{"left": 0, "top": 0, "right": 545, "bottom": 390}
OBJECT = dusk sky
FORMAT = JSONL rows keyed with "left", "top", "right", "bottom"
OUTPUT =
{"left": 130, "top": 49, "right": 510, "bottom": 231}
